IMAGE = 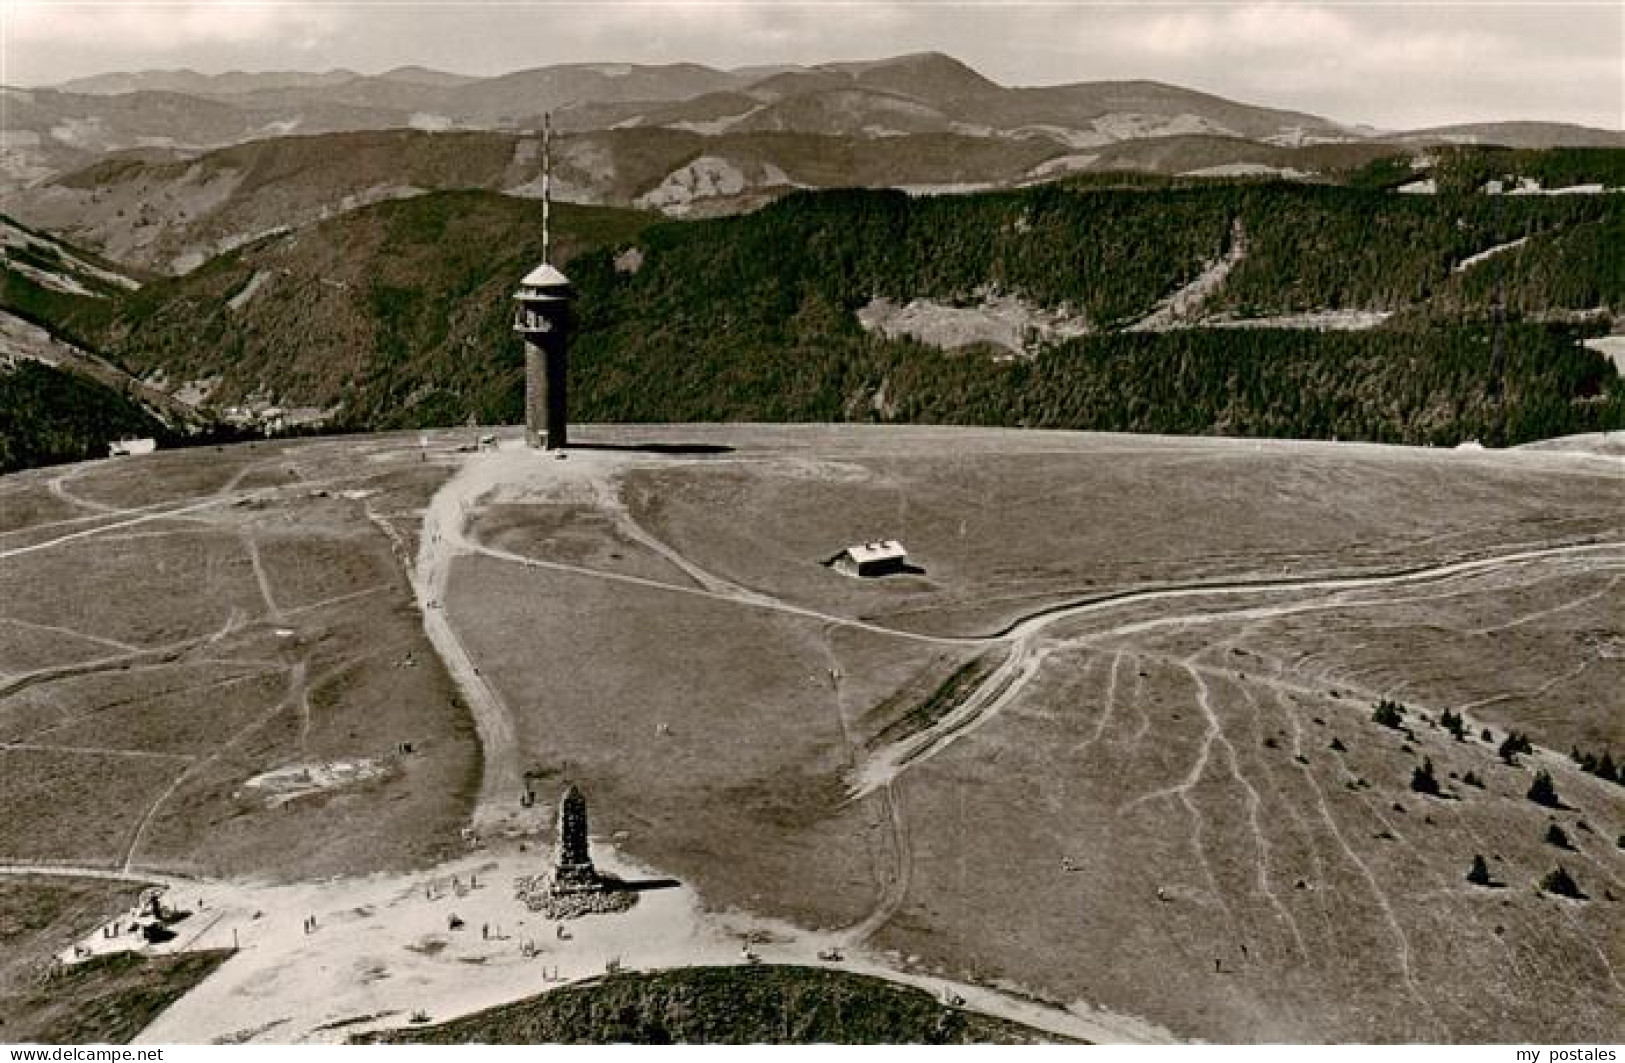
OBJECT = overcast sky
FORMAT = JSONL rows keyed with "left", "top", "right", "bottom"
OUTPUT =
{"left": 2, "top": 1, "right": 1620, "bottom": 130}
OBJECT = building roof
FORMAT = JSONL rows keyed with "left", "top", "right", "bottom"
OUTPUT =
{"left": 840, "top": 540, "right": 907, "bottom": 564}
{"left": 520, "top": 262, "right": 572, "bottom": 288}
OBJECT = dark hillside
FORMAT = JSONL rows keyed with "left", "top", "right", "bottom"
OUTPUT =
{"left": 106, "top": 192, "right": 654, "bottom": 427}
{"left": 101, "top": 183, "right": 1624, "bottom": 445}
{"left": 356, "top": 965, "right": 1065, "bottom": 1044}
{"left": 0, "top": 360, "right": 170, "bottom": 472}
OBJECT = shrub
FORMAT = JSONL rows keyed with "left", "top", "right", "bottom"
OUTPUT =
{"left": 1499, "top": 731, "right": 1533, "bottom": 765}
{"left": 1372, "top": 699, "right": 1405, "bottom": 729}
{"left": 1410, "top": 758, "right": 1441, "bottom": 796}
{"left": 1540, "top": 865, "right": 1586, "bottom": 899}
{"left": 1544, "top": 822, "right": 1572, "bottom": 849}
{"left": 1527, "top": 770, "right": 1561, "bottom": 808}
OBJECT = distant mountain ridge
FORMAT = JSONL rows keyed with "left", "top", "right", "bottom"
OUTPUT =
{"left": 5, "top": 126, "right": 1415, "bottom": 274}
{"left": 54, "top": 68, "right": 366, "bottom": 96}
{"left": 6, "top": 51, "right": 1620, "bottom": 281}
{"left": 7, "top": 52, "right": 1615, "bottom": 201}
{"left": 17, "top": 50, "right": 1617, "bottom": 199}
{"left": 1394, "top": 122, "right": 1625, "bottom": 150}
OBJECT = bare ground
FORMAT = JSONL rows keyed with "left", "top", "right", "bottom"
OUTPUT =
{"left": 2, "top": 424, "right": 1619, "bottom": 1044}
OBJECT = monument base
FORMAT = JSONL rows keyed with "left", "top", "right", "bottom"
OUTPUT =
{"left": 514, "top": 871, "right": 637, "bottom": 920}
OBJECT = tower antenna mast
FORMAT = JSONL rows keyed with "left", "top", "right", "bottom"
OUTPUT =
{"left": 513, "top": 111, "right": 575, "bottom": 451}
{"left": 542, "top": 112, "right": 551, "bottom": 266}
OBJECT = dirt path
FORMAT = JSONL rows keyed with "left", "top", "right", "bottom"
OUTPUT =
{"left": 11, "top": 431, "right": 1614, "bottom": 1046}
{"left": 1, "top": 839, "right": 1175, "bottom": 1046}
{"left": 851, "top": 540, "right": 1625, "bottom": 794}
{"left": 841, "top": 780, "right": 914, "bottom": 946}
{"left": 413, "top": 450, "right": 544, "bottom": 837}
{"left": 374, "top": 443, "right": 1178, "bottom": 1043}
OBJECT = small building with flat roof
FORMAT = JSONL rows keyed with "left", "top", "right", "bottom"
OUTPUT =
{"left": 108, "top": 437, "right": 157, "bottom": 457}
{"left": 830, "top": 539, "right": 909, "bottom": 578}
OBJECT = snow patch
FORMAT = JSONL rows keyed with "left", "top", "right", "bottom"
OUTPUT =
{"left": 240, "top": 759, "right": 389, "bottom": 807}
{"left": 1505, "top": 180, "right": 1611, "bottom": 196}
{"left": 896, "top": 182, "right": 999, "bottom": 196}
{"left": 1024, "top": 154, "right": 1100, "bottom": 180}
{"left": 668, "top": 106, "right": 764, "bottom": 135}
{"left": 227, "top": 270, "right": 273, "bottom": 311}
{"left": 252, "top": 119, "right": 303, "bottom": 138}
{"left": 1, "top": 218, "right": 140, "bottom": 291}
{"left": 6, "top": 256, "right": 97, "bottom": 297}
{"left": 1453, "top": 237, "right": 1529, "bottom": 273}
{"left": 1007, "top": 124, "right": 1112, "bottom": 149}
{"left": 613, "top": 247, "right": 644, "bottom": 274}
{"left": 1199, "top": 310, "right": 1393, "bottom": 331}
{"left": 1582, "top": 335, "right": 1625, "bottom": 375}
{"left": 1092, "top": 112, "right": 1240, "bottom": 141}
{"left": 1180, "top": 163, "right": 1309, "bottom": 179}
{"left": 0, "top": 310, "right": 76, "bottom": 366}
{"left": 48, "top": 117, "right": 111, "bottom": 149}
{"left": 172, "top": 375, "right": 222, "bottom": 406}
{"left": 562, "top": 140, "right": 616, "bottom": 184}
{"left": 857, "top": 291, "right": 1091, "bottom": 358}
{"left": 635, "top": 156, "right": 749, "bottom": 212}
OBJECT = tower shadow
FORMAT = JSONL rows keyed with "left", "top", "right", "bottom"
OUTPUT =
{"left": 571, "top": 443, "right": 734, "bottom": 456}
{"left": 600, "top": 875, "right": 682, "bottom": 894}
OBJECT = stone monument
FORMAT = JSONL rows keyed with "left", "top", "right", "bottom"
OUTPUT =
{"left": 514, "top": 783, "right": 636, "bottom": 919}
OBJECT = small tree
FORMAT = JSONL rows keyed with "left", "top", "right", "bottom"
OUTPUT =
{"left": 1527, "top": 770, "right": 1560, "bottom": 808}
{"left": 1540, "top": 865, "right": 1585, "bottom": 899}
{"left": 1410, "top": 758, "right": 1441, "bottom": 797}
{"left": 1372, "top": 699, "right": 1405, "bottom": 729}
{"left": 1466, "top": 854, "right": 1493, "bottom": 886}
{"left": 1544, "top": 822, "right": 1572, "bottom": 849}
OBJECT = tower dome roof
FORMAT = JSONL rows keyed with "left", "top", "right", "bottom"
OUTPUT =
{"left": 520, "top": 262, "right": 571, "bottom": 288}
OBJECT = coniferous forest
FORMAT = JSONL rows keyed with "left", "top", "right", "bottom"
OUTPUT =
{"left": 8, "top": 173, "right": 1623, "bottom": 471}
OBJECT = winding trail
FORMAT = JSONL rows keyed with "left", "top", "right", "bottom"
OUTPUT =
{"left": 412, "top": 453, "right": 535, "bottom": 835}
{"left": 842, "top": 781, "right": 915, "bottom": 946}
{"left": 419, "top": 442, "right": 1624, "bottom": 846}
{"left": 851, "top": 540, "right": 1625, "bottom": 792}
{"left": 8, "top": 435, "right": 1609, "bottom": 1044}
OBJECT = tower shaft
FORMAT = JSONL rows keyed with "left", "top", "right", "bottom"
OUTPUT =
{"left": 523, "top": 335, "right": 569, "bottom": 450}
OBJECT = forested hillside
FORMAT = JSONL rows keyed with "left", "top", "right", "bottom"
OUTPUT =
{"left": 83, "top": 180, "right": 1625, "bottom": 447}
{"left": 0, "top": 360, "right": 169, "bottom": 472}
